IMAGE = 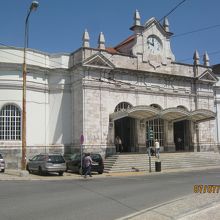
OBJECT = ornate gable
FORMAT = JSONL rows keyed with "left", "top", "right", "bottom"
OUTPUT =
{"left": 130, "top": 16, "right": 175, "bottom": 65}
{"left": 144, "top": 17, "right": 172, "bottom": 37}
{"left": 83, "top": 53, "right": 115, "bottom": 69}
{"left": 198, "top": 70, "right": 218, "bottom": 83}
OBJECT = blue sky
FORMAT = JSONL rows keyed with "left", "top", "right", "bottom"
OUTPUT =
{"left": 0, "top": 0, "right": 220, "bottom": 65}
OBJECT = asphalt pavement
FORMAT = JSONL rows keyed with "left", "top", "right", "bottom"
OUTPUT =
{"left": 0, "top": 166, "right": 220, "bottom": 220}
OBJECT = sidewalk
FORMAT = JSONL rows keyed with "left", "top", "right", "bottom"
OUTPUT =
{"left": 0, "top": 165, "right": 220, "bottom": 181}
{"left": 116, "top": 193, "right": 220, "bottom": 220}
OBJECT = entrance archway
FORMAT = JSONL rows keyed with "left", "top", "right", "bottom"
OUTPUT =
{"left": 114, "top": 117, "right": 136, "bottom": 152}
{"left": 110, "top": 105, "right": 216, "bottom": 153}
{"left": 174, "top": 120, "right": 190, "bottom": 151}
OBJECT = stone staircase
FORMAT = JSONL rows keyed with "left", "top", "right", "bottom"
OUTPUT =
{"left": 104, "top": 152, "right": 220, "bottom": 173}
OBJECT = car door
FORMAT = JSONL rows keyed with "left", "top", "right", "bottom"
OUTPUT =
{"left": 28, "top": 155, "right": 39, "bottom": 171}
{"left": 69, "top": 154, "right": 81, "bottom": 172}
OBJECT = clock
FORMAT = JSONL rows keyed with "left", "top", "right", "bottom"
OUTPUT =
{"left": 147, "top": 36, "right": 162, "bottom": 54}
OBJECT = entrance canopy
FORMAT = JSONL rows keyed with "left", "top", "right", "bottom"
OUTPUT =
{"left": 160, "top": 108, "right": 190, "bottom": 121}
{"left": 190, "top": 109, "right": 216, "bottom": 122}
{"left": 110, "top": 105, "right": 216, "bottom": 123}
{"left": 110, "top": 105, "right": 160, "bottom": 121}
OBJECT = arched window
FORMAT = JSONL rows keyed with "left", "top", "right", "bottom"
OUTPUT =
{"left": 177, "top": 105, "right": 188, "bottom": 111}
{"left": 114, "top": 102, "right": 132, "bottom": 112}
{"left": 150, "top": 104, "right": 162, "bottom": 110}
{"left": 0, "top": 105, "right": 21, "bottom": 140}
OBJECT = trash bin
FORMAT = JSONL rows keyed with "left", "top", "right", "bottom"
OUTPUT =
{"left": 155, "top": 161, "right": 161, "bottom": 172}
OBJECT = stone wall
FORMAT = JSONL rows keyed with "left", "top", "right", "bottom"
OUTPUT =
{"left": 1, "top": 145, "right": 64, "bottom": 169}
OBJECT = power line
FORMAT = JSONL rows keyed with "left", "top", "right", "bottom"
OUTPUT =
{"left": 0, "top": 0, "right": 189, "bottom": 69}
{"left": 172, "top": 24, "right": 220, "bottom": 38}
{"left": 0, "top": 42, "right": 68, "bottom": 70}
{"left": 0, "top": 42, "right": 67, "bottom": 67}
{"left": 178, "top": 50, "right": 220, "bottom": 63}
{"left": 1, "top": 0, "right": 220, "bottom": 68}
{"left": 145, "top": 0, "right": 187, "bottom": 33}
{"left": 159, "top": 0, "right": 187, "bottom": 22}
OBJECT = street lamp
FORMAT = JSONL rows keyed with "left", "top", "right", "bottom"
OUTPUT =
{"left": 21, "top": 1, "right": 39, "bottom": 170}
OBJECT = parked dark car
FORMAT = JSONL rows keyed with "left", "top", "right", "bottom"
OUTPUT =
{"left": 65, "top": 153, "right": 104, "bottom": 174}
{"left": 26, "top": 154, "right": 66, "bottom": 176}
{"left": 0, "top": 153, "right": 5, "bottom": 173}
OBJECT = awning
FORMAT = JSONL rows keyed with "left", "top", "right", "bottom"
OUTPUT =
{"left": 127, "top": 105, "right": 160, "bottom": 119}
{"left": 160, "top": 108, "right": 190, "bottom": 121}
{"left": 190, "top": 109, "right": 216, "bottom": 122}
{"left": 110, "top": 105, "right": 160, "bottom": 121}
{"left": 109, "top": 105, "right": 216, "bottom": 123}
{"left": 109, "top": 111, "right": 129, "bottom": 121}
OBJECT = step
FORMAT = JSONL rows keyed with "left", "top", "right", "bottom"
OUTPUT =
{"left": 104, "top": 152, "right": 220, "bottom": 173}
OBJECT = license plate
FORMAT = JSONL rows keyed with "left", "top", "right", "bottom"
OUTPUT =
{"left": 53, "top": 164, "right": 62, "bottom": 167}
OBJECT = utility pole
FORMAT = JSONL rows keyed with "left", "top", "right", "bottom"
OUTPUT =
{"left": 21, "top": 1, "right": 39, "bottom": 170}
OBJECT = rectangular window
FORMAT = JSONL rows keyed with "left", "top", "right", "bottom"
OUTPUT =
{"left": 146, "top": 119, "right": 164, "bottom": 147}
{"left": 0, "top": 105, "right": 21, "bottom": 140}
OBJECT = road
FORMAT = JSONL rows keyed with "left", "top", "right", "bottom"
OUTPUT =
{"left": 0, "top": 169, "right": 219, "bottom": 220}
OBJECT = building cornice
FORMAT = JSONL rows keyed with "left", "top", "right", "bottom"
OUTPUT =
{"left": 0, "top": 62, "right": 70, "bottom": 75}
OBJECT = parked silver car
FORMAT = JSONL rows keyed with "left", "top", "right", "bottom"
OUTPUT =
{"left": 26, "top": 154, "right": 66, "bottom": 176}
{"left": 0, "top": 153, "right": 5, "bottom": 173}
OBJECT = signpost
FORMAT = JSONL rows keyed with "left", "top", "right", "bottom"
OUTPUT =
{"left": 147, "top": 128, "right": 154, "bottom": 173}
{"left": 149, "top": 129, "right": 154, "bottom": 140}
{"left": 80, "top": 134, "right": 84, "bottom": 176}
{"left": 149, "top": 152, "right": 152, "bottom": 172}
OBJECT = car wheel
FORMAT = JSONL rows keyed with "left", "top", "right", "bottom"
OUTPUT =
{"left": 26, "top": 165, "right": 31, "bottom": 173}
{"left": 59, "top": 171, "right": 64, "bottom": 176}
{"left": 98, "top": 171, "right": 103, "bottom": 174}
{"left": 1, "top": 169, "right": 5, "bottom": 173}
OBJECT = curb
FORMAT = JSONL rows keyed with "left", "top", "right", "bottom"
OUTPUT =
{"left": 1, "top": 166, "right": 220, "bottom": 181}
{"left": 116, "top": 193, "right": 220, "bottom": 220}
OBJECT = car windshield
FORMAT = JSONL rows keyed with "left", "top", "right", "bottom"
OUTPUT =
{"left": 70, "top": 154, "right": 81, "bottom": 160}
{"left": 91, "top": 154, "right": 101, "bottom": 160}
{"left": 47, "top": 155, "right": 65, "bottom": 163}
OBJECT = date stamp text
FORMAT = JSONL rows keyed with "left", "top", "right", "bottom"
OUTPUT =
{"left": 194, "top": 185, "right": 220, "bottom": 193}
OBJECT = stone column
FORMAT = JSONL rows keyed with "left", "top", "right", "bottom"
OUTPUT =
{"left": 190, "top": 121, "right": 197, "bottom": 152}
{"left": 195, "top": 123, "right": 200, "bottom": 152}
{"left": 164, "top": 121, "right": 175, "bottom": 152}
{"left": 137, "top": 119, "right": 147, "bottom": 153}
{"left": 106, "top": 120, "right": 116, "bottom": 156}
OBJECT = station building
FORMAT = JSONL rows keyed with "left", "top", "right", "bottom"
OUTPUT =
{"left": 0, "top": 11, "right": 218, "bottom": 168}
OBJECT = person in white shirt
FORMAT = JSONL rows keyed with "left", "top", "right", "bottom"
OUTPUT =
{"left": 83, "top": 153, "right": 93, "bottom": 178}
{"left": 115, "top": 136, "right": 123, "bottom": 153}
{"left": 155, "top": 139, "right": 160, "bottom": 159}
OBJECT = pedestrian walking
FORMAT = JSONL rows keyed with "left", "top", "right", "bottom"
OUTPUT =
{"left": 155, "top": 139, "right": 160, "bottom": 159}
{"left": 83, "top": 153, "right": 93, "bottom": 178}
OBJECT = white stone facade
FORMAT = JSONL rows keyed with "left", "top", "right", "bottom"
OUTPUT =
{"left": 0, "top": 14, "right": 219, "bottom": 168}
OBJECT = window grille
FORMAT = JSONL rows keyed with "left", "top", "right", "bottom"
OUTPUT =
{"left": 150, "top": 104, "right": 162, "bottom": 110}
{"left": 0, "top": 105, "right": 21, "bottom": 140}
{"left": 177, "top": 105, "right": 188, "bottom": 111}
{"left": 114, "top": 102, "right": 132, "bottom": 112}
{"left": 146, "top": 118, "right": 164, "bottom": 147}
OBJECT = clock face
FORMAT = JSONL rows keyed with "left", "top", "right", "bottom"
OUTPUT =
{"left": 147, "top": 36, "right": 162, "bottom": 54}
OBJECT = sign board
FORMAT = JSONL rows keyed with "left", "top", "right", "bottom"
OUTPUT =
{"left": 147, "top": 128, "right": 154, "bottom": 140}
{"left": 80, "top": 134, "right": 84, "bottom": 145}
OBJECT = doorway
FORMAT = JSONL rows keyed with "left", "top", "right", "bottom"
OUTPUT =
{"left": 114, "top": 117, "right": 136, "bottom": 152}
{"left": 174, "top": 120, "right": 190, "bottom": 151}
